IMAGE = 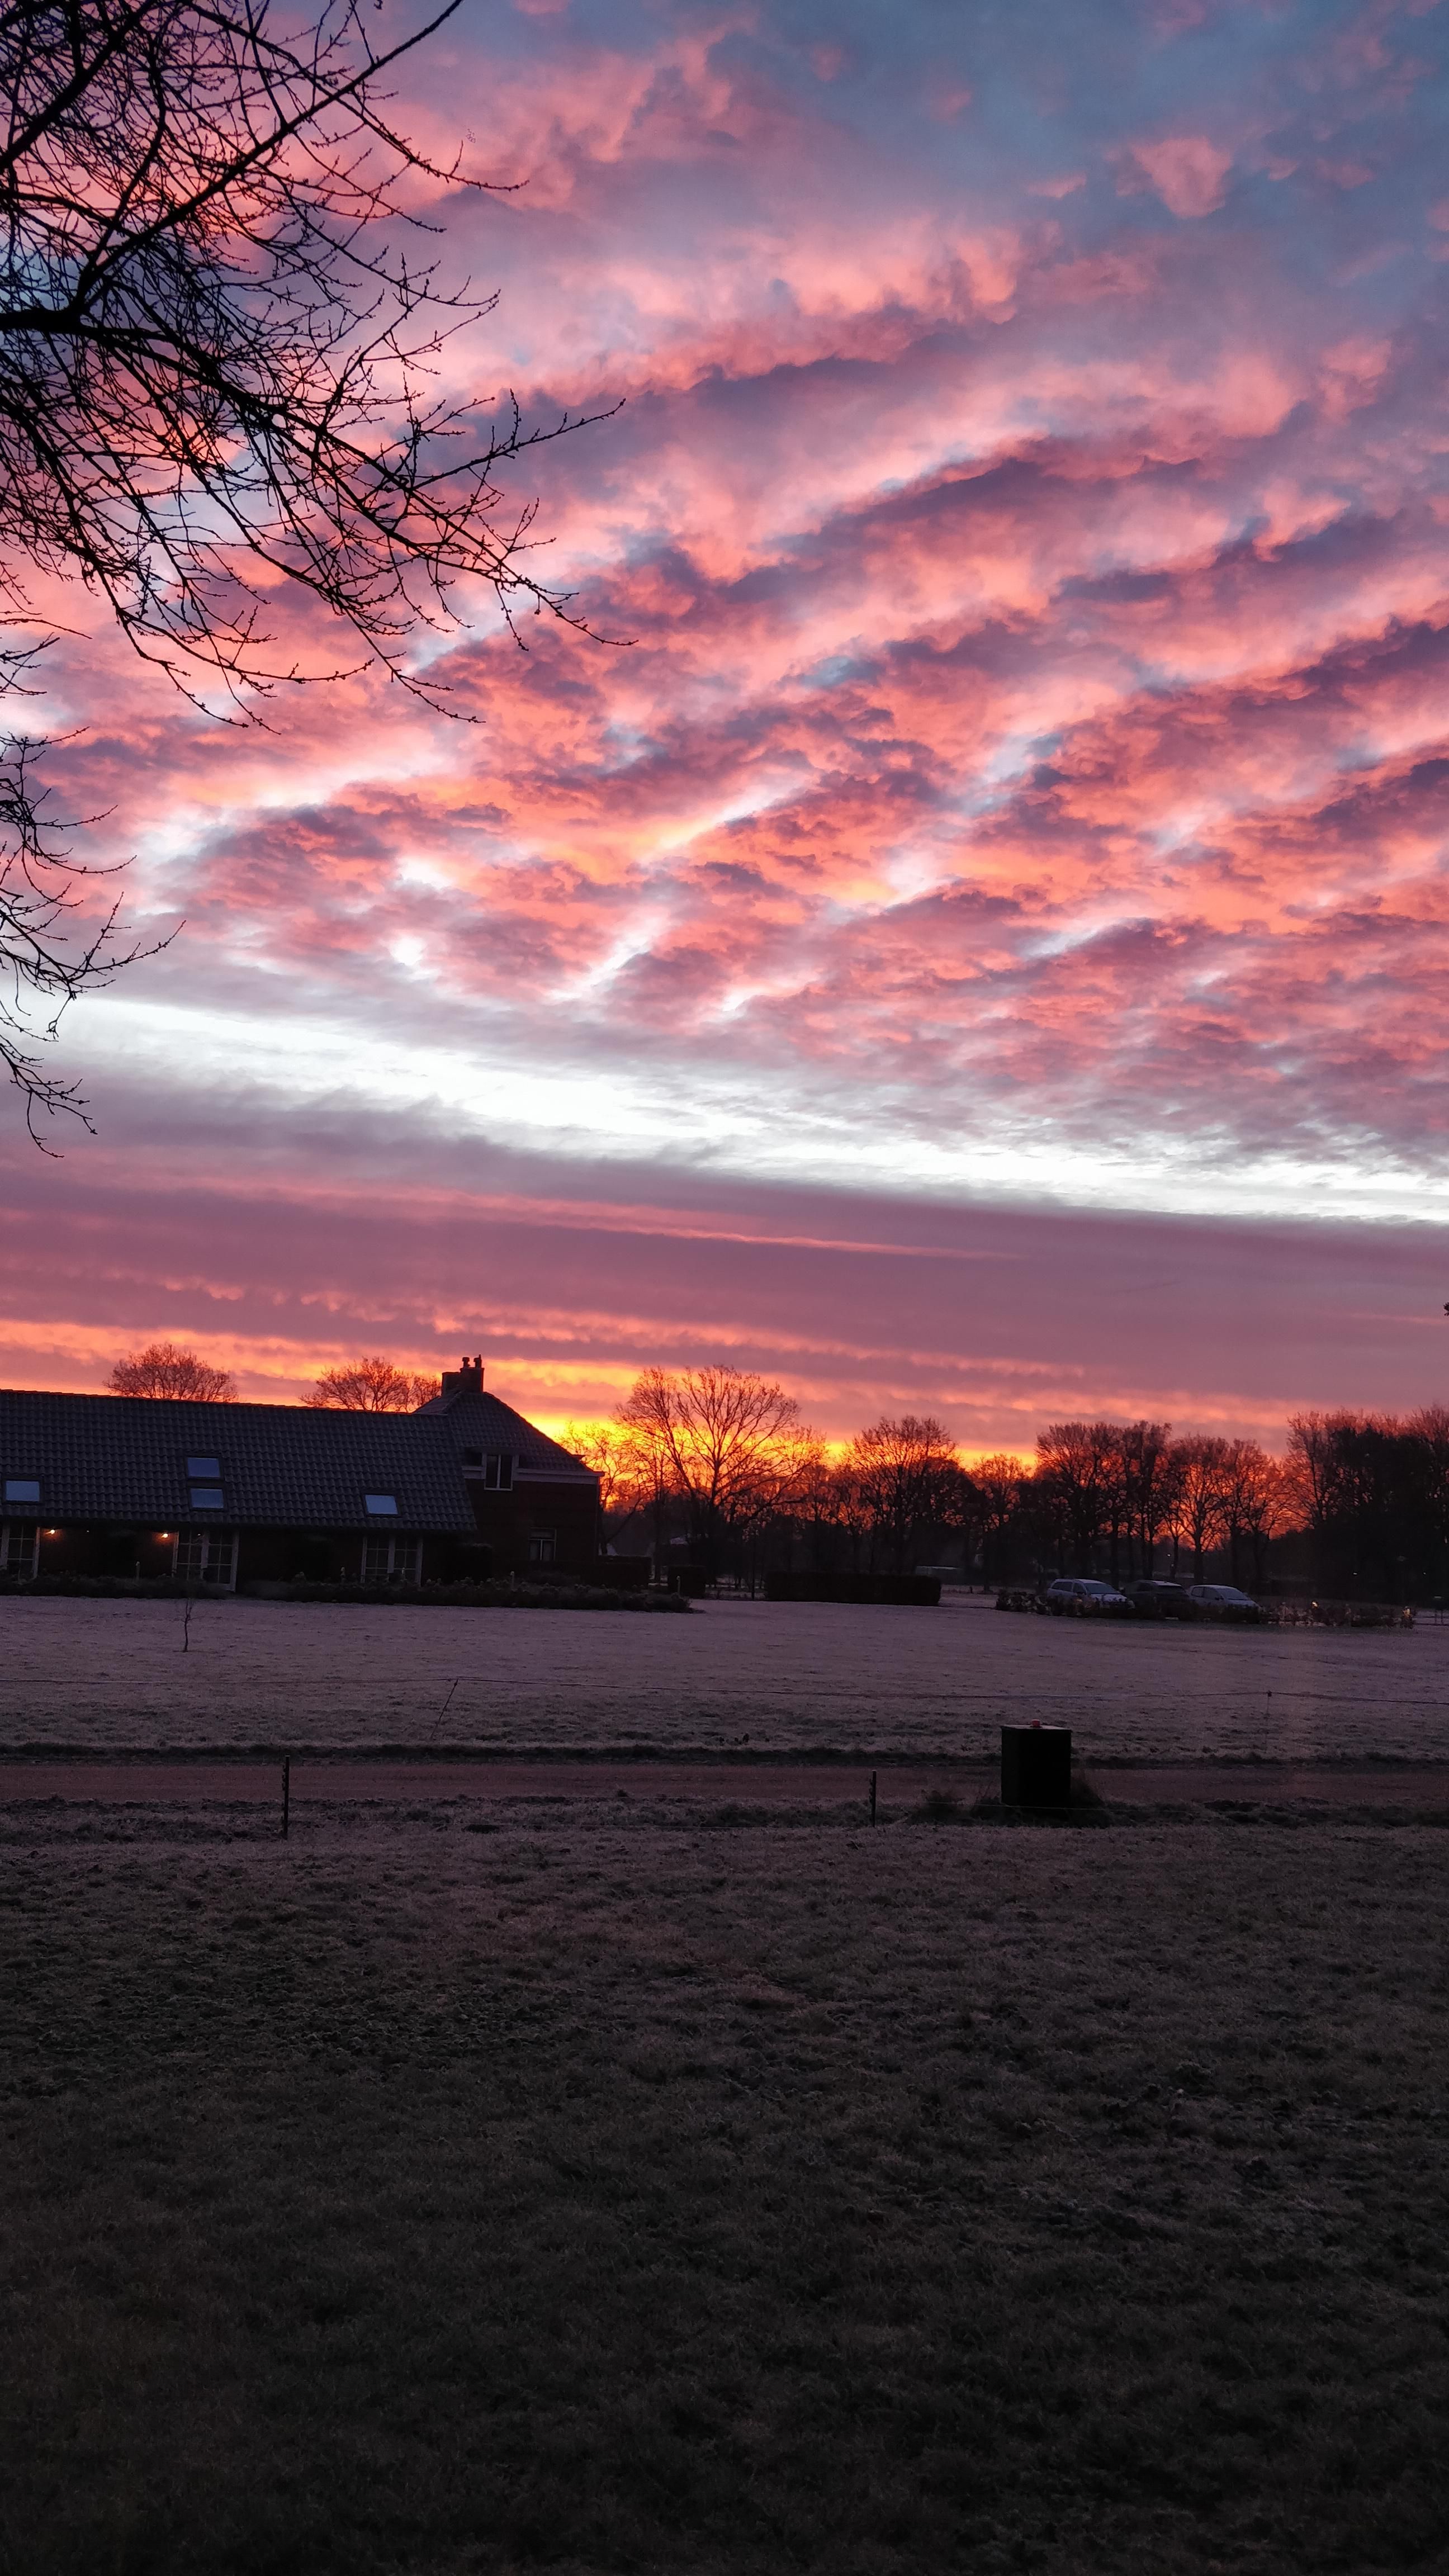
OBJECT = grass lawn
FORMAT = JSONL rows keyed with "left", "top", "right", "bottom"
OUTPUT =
{"left": 2, "top": 1803, "right": 1447, "bottom": 2574}
{"left": 7, "top": 1591, "right": 1446, "bottom": 1761}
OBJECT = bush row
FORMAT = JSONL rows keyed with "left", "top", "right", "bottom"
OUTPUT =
{"left": 0, "top": 1574, "right": 690, "bottom": 1611}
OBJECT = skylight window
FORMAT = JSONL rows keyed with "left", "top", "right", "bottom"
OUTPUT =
{"left": 365, "top": 1493, "right": 398, "bottom": 1516}
{"left": 187, "top": 1455, "right": 221, "bottom": 1479}
{"left": 3, "top": 1478, "right": 40, "bottom": 1504}
{"left": 190, "top": 1486, "right": 224, "bottom": 1510}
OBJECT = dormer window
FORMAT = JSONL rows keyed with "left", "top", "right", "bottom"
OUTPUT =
{"left": 481, "top": 1455, "right": 514, "bottom": 1491}
{"left": 365, "top": 1493, "right": 398, "bottom": 1516}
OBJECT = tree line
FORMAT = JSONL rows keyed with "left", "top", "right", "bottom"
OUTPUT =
{"left": 1285, "top": 1408, "right": 1449, "bottom": 1603}
{"left": 566, "top": 1376, "right": 1299, "bottom": 1588}
{"left": 101, "top": 1344, "right": 1449, "bottom": 1599}
{"left": 108, "top": 1343, "right": 441, "bottom": 1411}
{"left": 567, "top": 1373, "right": 1449, "bottom": 1602}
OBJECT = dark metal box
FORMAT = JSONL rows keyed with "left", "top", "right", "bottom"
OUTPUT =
{"left": 1001, "top": 1723, "right": 1072, "bottom": 1808}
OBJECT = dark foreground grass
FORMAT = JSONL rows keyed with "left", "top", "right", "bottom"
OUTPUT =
{"left": 2, "top": 1807, "right": 1447, "bottom": 2576}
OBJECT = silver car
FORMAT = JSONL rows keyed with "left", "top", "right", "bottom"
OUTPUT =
{"left": 1185, "top": 1583, "right": 1265, "bottom": 1623}
{"left": 1044, "top": 1577, "right": 1130, "bottom": 1616}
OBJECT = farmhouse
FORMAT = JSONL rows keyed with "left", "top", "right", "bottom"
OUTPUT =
{"left": 0, "top": 1357, "right": 600, "bottom": 1590}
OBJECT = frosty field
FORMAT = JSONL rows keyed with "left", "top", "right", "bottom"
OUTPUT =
{"left": 4, "top": 1807, "right": 1447, "bottom": 2576}
{"left": 2, "top": 1590, "right": 1446, "bottom": 1763}
{"left": 6, "top": 1604, "right": 1448, "bottom": 2575}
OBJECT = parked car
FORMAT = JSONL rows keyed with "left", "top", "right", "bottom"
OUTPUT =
{"left": 1185, "top": 1583, "right": 1265, "bottom": 1623}
{"left": 1124, "top": 1579, "right": 1194, "bottom": 1619}
{"left": 1043, "top": 1578, "right": 1130, "bottom": 1616}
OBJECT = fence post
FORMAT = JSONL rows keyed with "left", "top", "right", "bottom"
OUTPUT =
{"left": 869, "top": 1769, "right": 877, "bottom": 1826}
{"left": 282, "top": 1755, "right": 290, "bottom": 1841}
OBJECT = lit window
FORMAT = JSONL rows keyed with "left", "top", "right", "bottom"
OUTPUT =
{"left": 365, "top": 1493, "right": 398, "bottom": 1516}
{"left": 186, "top": 1455, "right": 221, "bottom": 1479}
{"left": 3, "top": 1478, "right": 39, "bottom": 1504}
{"left": 174, "top": 1531, "right": 237, "bottom": 1589}
{"left": 190, "top": 1486, "right": 225, "bottom": 1510}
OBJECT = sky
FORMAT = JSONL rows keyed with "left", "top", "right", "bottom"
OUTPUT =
{"left": 5, "top": 0, "right": 1449, "bottom": 1451}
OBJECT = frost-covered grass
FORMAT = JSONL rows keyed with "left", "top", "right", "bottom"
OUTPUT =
{"left": 3, "top": 1590, "right": 1448, "bottom": 1760}
{"left": 2, "top": 1805, "right": 1447, "bottom": 2574}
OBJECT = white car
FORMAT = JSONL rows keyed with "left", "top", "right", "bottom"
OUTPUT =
{"left": 1043, "top": 1577, "right": 1130, "bottom": 1616}
{"left": 1186, "top": 1583, "right": 1264, "bottom": 1622}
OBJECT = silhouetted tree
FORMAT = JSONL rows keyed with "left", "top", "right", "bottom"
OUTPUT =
{"left": 1034, "top": 1420, "right": 1123, "bottom": 1574}
{"left": 1286, "top": 1410, "right": 1445, "bottom": 1600}
{"left": 1120, "top": 1420, "right": 1173, "bottom": 1578}
{"left": 562, "top": 1420, "right": 653, "bottom": 1549}
{"left": 1219, "top": 1439, "right": 1290, "bottom": 1589}
{"left": 1, "top": 720, "right": 164, "bottom": 1143}
{"left": 846, "top": 1415, "right": 960, "bottom": 1574}
{"left": 1284, "top": 1412, "right": 1343, "bottom": 1538}
{"left": 935, "top": 1457, "right": 984, "bottom": 1579}
{"left": 783, "top": 1438, "right": 845, "bottom": 1571}
{"left": 828, "top": 1451, "right": 878, "bottom": 1574}
{"left": 0, "top": 0, "right": 609, "bottom": 1131}
{"left": 108, "top": 1339, "right": 234, "bottom": 1398}
{"left": 305, "top": 1355, "right": 441, "bottom": 1410}
{"left": 617, "top": 1365, "right": 805, "bottom": 1575}
{"left": 1167, "top": 1436, "right": 1230, "bottom": 1581}
{"left": 609, "top": 1397, "right": 678, "bottom": 1572}
{"left": 970, "top": 1452, "right": 1026, "bottom": 1586}
{"left": 1407, "top": 1406, "right": 1449, "bottom": 1595}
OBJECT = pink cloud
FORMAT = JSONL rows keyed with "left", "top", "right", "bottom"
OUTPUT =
{"left": 1125, "top": 135, "right": 1233, "bottom": 217}
{"left": 5, "top": 1129, "right": 1447, "bottom": 1445}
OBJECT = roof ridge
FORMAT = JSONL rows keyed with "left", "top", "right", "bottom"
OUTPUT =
{"left": 0, "top": 1384, "right": 596, "bottom": 1530}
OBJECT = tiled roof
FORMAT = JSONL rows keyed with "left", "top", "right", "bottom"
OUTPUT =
{"left": 0, "top": 1391, "right": 480, "bottom": 1531}
{"left": 416, "top": 1386, "right": 598, "bottom": 1482}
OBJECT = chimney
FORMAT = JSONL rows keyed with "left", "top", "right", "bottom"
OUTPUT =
{"left": 438, "top": 1353, "right": 485, "bottom": 1402}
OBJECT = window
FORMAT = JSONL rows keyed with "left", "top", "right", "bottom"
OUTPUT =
{"left": 482, "top": 1455, "right": 514, "bottom": 1491}
{"left": 1, "top": 1522, "right": 38, "bottom": 1577}
{"left": 527, "top": 1531, "right": 556, "bottom": 1566}
{"left": 174, "top": 1531, "right": 237, "bottom": 1589}
{"left": 364, "top": 1493, "right": 398, "bottom": 1517}
{"left": 186, "top": 1455, "right": 221, "bottom": 1479}
{"left": 3, "top": 1478, "right": 39, "bottom": 1504}
{"left": 190, "top": 1486, "right": 225, "bottom": 1510}
{"left": 362, "top": 1535, "right": 421, "bottom": 1586}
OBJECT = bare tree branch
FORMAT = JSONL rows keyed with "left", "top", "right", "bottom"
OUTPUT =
{"left": 0, "top": 0, "right": 617, "bottom": 1134}
{"left": 0, "top": 689, "right": 174, "bottom": 1141}
{"left": 0, "top": 0, "right": 617, "bottom": 703}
